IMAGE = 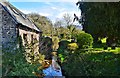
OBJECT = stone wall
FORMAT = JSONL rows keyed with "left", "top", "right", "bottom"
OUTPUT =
{"left": 0, "top": 4, "right": 2, "bottom": 77}
{"left": 0, "top": 4, "right": 2, "bottom": 51}
{"left": 0, "top": 4, "right": 17, "bottom": 50}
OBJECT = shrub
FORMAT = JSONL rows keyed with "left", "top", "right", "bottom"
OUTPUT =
{"left": 62, "top": 50, "right": 120, "bottom": 76}
{"left": 52, "top": 36, "right": 59, "bottom": 51}
{"left": 52, "top": 36, "right": 59, "bottom": 44}
{"left": 68, "top": 43, "right": 78, "bottom": 51}
{"left": 59, "top": 40, "right": 70, "bottom": 49}
{"left": 2, "top": 47, "right": 43, "bottom": 76}
{"left": 39, "top": 36, "right": 52, "bottom": 58}
{"left": 76, "top": 33, "right": 93, "bottom": 49}
{"left": 2, "top": 36, "right": 44, "bottom": 76}
{"left": 103, "top": 45, "right": 108, "bottom": 50}
{"left": 58, "top": 40, "right": 70, "bottom": 55}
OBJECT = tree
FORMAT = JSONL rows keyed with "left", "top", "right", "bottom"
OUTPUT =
{"left": 63, "top": 13, "right": 72, "bottom": 26}
{"left": 28, "top": 13, "right": 54, "bottom": 36}
{"left": 76, "top": 2, "right": 120, "bottom": 46}
{"left": 62, "top": 13, "right": 81, "bottom": 39}
{"left": 54, "top": 19, "right": 63, "bottom": 36}
{"left": 53, "top": 13, "right": 82, "bottom": 39}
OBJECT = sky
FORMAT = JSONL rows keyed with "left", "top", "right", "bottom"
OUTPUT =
{"left": 8, "top": 1, "right": 81, "bottom": 24}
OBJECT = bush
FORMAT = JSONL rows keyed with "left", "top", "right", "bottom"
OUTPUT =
{"left": 62, "top": 50, "right": 120, "bottom": 76}
{"left": 39, "top": 36, "right": 52, "bottom": 58}
{"left": 68, "top": 43, "right": 78, "bottom": 51}
{"left": 2, "top": 36, "right": 44, "bottom": 76}
{"left": 52, "top": 36, "right": 59, "bottom": 51}
{"left": 59, "top": 40, "right": 70, "bottom": 49}
{"left": 2, "top": 48, "right": 42, "bottom": 76}
{"left": 58, "top": 40, "right": 70, "bottom": 55}
{"left": 103, "top": 45, "right": 108, "bottom": 50}
{"left": 76, "top": 33, "right": 93, "bottom": 49}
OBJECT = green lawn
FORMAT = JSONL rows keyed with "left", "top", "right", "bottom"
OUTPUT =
{"left": 93, "top": 47, "right": 120, "bottom": 53}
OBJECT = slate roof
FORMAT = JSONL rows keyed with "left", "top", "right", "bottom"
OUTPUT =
{"left": 0, "top": 2, "right": 41, "bottom": 32}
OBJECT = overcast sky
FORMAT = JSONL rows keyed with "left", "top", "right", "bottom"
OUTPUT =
{"left": 9, "top": 1, "right": 81, "bottom": 24}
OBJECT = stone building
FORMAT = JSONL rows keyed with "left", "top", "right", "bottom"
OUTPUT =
{"left": 0, "top": 2, "right": 42, "bottom": 53}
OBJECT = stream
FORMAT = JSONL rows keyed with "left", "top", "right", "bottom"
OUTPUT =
{"left": 43, "top": 55, "right": 63, "bottom": 76}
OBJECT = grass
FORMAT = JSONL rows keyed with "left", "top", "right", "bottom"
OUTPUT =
{"left": 93, "top": 37, "right": 120, "bottom": 53}
{"left": 93, "top": 47, "right": 120, "bottom": 53}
